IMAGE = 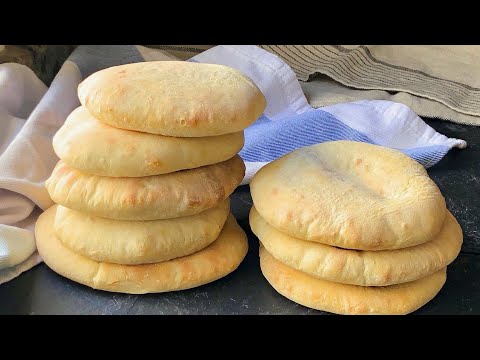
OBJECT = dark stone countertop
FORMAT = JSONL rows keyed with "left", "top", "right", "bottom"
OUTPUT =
{"left": 0, "top": 118, "right": 479, "bottom": 315}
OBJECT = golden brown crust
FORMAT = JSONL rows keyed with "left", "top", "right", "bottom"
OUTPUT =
{"left": 251, "top": 141, "right": 446, "bottom": 250}
{"left": 260, "top": 246, "right": 447, "bottom": 315}
{"left": 78, "top": 61, "right": 266, "bottom": 137}
{"left": 36, "top": 208, "right": 248, "bottom": 294}
{"left": 45, "top": 156, "right": 245, "bottom": 220}
{"left": 53, "top": 107, "right": 245, "bottom": 177}
{"left": 251, "top": 206, "right": 461, "bottom": 286}
{"left": 55, "top": 200, "right": 230, "bottom": 264}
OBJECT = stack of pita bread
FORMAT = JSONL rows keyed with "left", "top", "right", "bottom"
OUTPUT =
{"left": 35, "top": 61, "right": 266, "bottom": 294}
{"left": 250, "top": 141, "right": 463, "bottom": 315}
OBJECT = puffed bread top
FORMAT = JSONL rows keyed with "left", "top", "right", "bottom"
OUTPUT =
{"left": 250, "top": 141, "right": 447, "bottom": 250}
{"left": 78, "top": 61, "right": 267, "bottom": 137}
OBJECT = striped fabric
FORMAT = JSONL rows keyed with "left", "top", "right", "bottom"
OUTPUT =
{"left": 258, "top": 45, "right": 480, "bottom": 126}
{"left": 240, "top": 113, "right": 450, "bottom": 167}
{"left": 241, "top": 111, "right": 452, "bottom": 169}
{"left": 259, "top": 45, "right": 480, "bottom": 114}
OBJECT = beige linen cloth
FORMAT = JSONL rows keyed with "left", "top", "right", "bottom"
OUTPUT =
{"left": 158, "top": 45, "right": 480, "bottom": 125}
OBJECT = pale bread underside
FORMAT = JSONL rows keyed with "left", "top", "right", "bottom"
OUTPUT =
{"left": 260, "top": 246, "right": 446, "bottom": 315}
{"left": 251, "top": 206, "right": 461, "bottom": 286}
{"left": 36, "top": 208, "right": 248, "bottom": 294}
{"left": 53, "top": 106, "right": 245, "bottom": 177}
{"left": 46, "top": 155, "right": 245, "bottom": 220}
{"left": 55, "top": 199, "right": 230, "bottom": 265}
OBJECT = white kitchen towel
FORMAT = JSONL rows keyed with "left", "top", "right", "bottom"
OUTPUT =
{"left": 0, "top": 45, "right": 466, "bottom": 285}
{"left": 0, "top": 60, "right": 82, "bottom": 284}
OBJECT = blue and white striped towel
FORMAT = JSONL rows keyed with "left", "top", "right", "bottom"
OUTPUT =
{"left": 193, "top": 45, "right": 467, "bottom": 184}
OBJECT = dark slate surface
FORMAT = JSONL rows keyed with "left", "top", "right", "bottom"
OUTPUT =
{"left": 0, "top": 118, "right": 479, "bottom": 315}
{"left": 424, "top": 119, "right": 480, "bottom": 254}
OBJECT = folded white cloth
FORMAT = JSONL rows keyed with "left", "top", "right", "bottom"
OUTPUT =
{"left": 0, "top": 61, "right": 82, "bottom": 283}
{"left": 0, "top": 45, "right": 467, "bottom": 285}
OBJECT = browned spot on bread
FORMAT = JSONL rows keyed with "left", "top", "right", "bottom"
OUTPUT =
{"left": 146, "top": 159, "right": 163, "bottom": 169}
{"left": 381, "top": 270, "right": 392, "bottom": 283}
{"left": 124, "top": 194, "right": 137, "bottom": 206}
{"left": 187, "top": 198, "right": 202, "bottom": 208}
{"left": 286, "top": 211, "right": 294, "bottom": 221}
{"left": 347, "top": 303, "right": 369, "bottom": 315}
{"left": 125, "top": 178, "right": 142, "bottom": 194}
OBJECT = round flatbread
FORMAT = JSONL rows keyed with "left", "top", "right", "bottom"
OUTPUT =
{"left": 46, "top": 156, "right": 245, "bottom": 220}
{"left": 251, "top": 141, "right": 446, "bottom": 250}
{"left": 78, "top": 61, "right": 266, "bottom": 137}
{"left": 55, "top": 199, "right": 230, "bottom": 265}
{"left": 36, "top": 208, "right": 248, "bottom": 294}
{"left": 53, "top": 107, "right": 245, "bottom": 177}
{"left": 260, "top": 246, "right": 447, "bottom": 315}
{"left": 251, "top": 206, "right": 461, "bottom": 286}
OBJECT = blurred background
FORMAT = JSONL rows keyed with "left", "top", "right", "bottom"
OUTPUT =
{"left": 0, "top": 45, "right": 214, "bottom": 85}
{"left": 0, "top": 45, "right": 77, "bottom": 85}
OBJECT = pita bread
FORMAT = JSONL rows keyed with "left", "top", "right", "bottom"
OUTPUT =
{"left": 78, "top": 61, "right": 266, "bottom": 137}
{"left": 260, "top": 246, "right": 447, "bottom": 315}
{"left": 36, "top": 208, "right": 248, "bottom": 294}
{"left": 53, "top": 107, "right": 245, "bottom": 177}
{"left": 251, "top": 141, "right": 446, "bottom": 250}
{"left": 55, "top": 200, "right": 229, "bottom": 265}
{"left": 251, "top": 206, "right": 461, "bottom": 286}
{"left": 45, "top": 156, "right": 245, "bottom": 220}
